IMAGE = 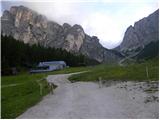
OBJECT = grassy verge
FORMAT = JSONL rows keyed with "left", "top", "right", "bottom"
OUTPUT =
{"left": 1, "top": 66, "right": 90, "bottom": 118}
{"left": 69, "top": 58, "right": 159, "bottom": 82}
{"left": 46, "top": 66, "right": 91, "bottom": 75}
{"left": 1, "top": 75, "right": 49, "bottom": 119}
{"left": 2, "top": 66, "right": 90, "bottom": 85}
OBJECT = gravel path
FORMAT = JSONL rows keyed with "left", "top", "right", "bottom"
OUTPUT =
{"left": 17, "top": 73, "right": 159, "bottom": 119}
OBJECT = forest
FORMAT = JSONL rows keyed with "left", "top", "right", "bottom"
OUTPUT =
{"left": 1, "top": 35, "right": 99, "bottom": 75}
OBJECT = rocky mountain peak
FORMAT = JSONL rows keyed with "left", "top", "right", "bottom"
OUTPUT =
{"left": 118, "top": 9, "right": 159, "bottom": 56}
{"left": 63, "top": 24, "right": 85, "bottom": 53}
{"left": 63, "top": 23, "right": 71, "bottom": 31}
{"left": 91, "top": 36, "right": 99, "bottom": 42}
{"left": 1, "top": 5, "right": 122, "bottom": 63}
{"left": 10, "top": 5, "right": 28, "bottom": 15}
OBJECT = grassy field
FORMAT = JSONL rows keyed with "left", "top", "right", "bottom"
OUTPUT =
{"left": 1, "top": 59, "right": 159, "bottom": 118}
{"left": 1, "top": 66, "right": 90, "bottom": 119}
{"left": 1, "top": 74, "right": 49, "bottom": 119}
{"left": 69, "top": 58, "right": 159, "bottom": 82}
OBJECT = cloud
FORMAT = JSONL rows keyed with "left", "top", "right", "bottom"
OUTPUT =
{"left": 1, "top": 0, "right": 159, "bottom": 49}
{"left": 81, "top": 12, "right": 122, "bottom": 48}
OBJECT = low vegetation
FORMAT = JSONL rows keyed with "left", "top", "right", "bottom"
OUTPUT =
{"left": 1, "top": 66, "right": 90, "bottom": 119}
{"left": 69, "top": 57, "right": 159, "bottom": 82}
{"left": 1, "top": 74, "right": 48, "bottom": 118}
{"left": 2, "top": 58, "right": 158, "bottom": 119}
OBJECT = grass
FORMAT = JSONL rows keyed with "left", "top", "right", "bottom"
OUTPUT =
{"left": 1, "top": 66, "right": 90, "bottom": 119}
{"left": 2, "top": 66, "right": 90, "bottom": 85}
{"left": 46, "top": 66, "right": 91, "bottom": 75}
{"left": 2, "top": 59, "right": 159, "bottom": 118}
{"left": 69, "top": 58, "right": 159, "bottom": 82}
{"left": 1, "top": 75, "right": 50, "bottom": 119}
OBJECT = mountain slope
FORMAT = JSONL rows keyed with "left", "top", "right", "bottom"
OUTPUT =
{"left": 1, "top": 5, "right": 122, "bottom": 63}
{"left": 1, "top": 35, "right": 99, "bottom": 74}
{"left": 135, "top": 41, "right": 159, "bottom": 60}
{"left": 117, "top": 9, "right": 159, "bottom": 57}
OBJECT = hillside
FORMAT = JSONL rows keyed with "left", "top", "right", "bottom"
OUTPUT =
{"left": 135, "top": 41, "right": 159, "bottom": 60}
{"left": 1, "top": 5, "right": 122, "bottom": 63}
{"left": 1, "top": 35, "right": 99, "bottom": 75}
{"left": 115, "top": 9, "right": 159, "bottom": 57}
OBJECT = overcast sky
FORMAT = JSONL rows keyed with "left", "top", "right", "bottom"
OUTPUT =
{"left": 1, "top": 0, "right": 159, "bottom": 49}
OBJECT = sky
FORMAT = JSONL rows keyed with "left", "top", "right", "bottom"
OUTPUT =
{"left": 1, "top": 0, "right": 159, "bottom": 49}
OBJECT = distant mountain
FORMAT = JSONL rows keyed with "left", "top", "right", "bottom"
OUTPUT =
{"left": 115, "top": 9, "right": 159, "bottom": 58}
{"left": 1, "top": 5, "right": 122, "bottom": 63}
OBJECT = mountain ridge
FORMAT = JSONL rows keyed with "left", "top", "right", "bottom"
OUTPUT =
{"left": 1, "top": 5, "right": 122, "bottom": 63}
{"left": 116, "top": 9, "right": 159, "bottom": 57}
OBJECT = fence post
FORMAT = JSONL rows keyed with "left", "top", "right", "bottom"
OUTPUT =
{"left": 146, "top": 66, "right": 149, "bottom": 78}
{"left": 39, "top": 83, "right": 43, "bottom": 95}
{"left": 98, "top": 77, "right": 102, "bottom": 88}
{"left": 50, "top": 83, "right": 54, "bottom": 94}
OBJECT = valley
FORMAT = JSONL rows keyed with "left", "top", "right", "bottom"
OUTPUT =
{"left": 1, "top": 58, "right": 158, "bottom": 118}
{"left": 1, "top": 4, "right": 159, "bottom": 119}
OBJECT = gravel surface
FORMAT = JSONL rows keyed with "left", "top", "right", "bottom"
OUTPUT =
{"left": 17, "top": 73, "right": 159, "bottom": 119}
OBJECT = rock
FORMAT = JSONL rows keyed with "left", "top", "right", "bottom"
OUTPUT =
{"left": 63, "top": 24, "right": 85, "bottom": 53}
{"left": 80, "top": 35, "right": 122, "bottom": 62}
{"left": 117, "top": 9, "right": 159, "bottom": 56}
{"left": 1, "top": 5, "right": 122, "bottom": 63}
{"left": 62, "top": 23, "right": 71, "bottom": 33}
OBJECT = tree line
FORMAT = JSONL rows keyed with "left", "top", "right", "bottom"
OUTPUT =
{"left": 2, "top": 35, "right": 99, "bottom": 75}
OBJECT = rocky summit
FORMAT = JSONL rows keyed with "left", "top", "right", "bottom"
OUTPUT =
{"left": 117, "top": 10, "right": 159, "bottom": 56}
{"left": 1, "top": 5, "right": 122, "bottom": 63}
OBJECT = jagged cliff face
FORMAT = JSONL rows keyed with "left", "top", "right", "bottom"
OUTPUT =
{"left": 80, "top": 35, "right": 122, "bottom": 63}
{"left": 1, "top": 5, "right": 122, "bottom": 63}
{"left": 63, "top": 24, "right": 85, "bottom": 53}
{"left": 118, "top": 10, "right": 159, "bottom": 56}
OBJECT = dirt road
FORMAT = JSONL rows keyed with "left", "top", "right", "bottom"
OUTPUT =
{"left": 17, "top": 73, "right": 158, "bottom": 119}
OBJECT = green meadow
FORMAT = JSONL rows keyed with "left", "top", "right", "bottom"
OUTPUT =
{"left": 1, "top": 58, "right": 159, "bottom": 118}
